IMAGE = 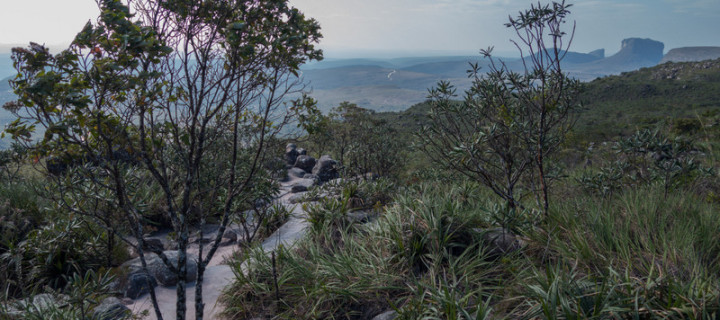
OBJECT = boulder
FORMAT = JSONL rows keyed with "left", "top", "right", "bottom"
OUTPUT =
{"left": 285, "top": 143, "right": 299, "bottom": 165}
{"left": 122, "top": 250, "right": 198, "bottom": 287}
{"left": 142, "top": 238, "right": 165, "bottom": 253}
{"left": 288, "top": 167, "right": 307, "bottom": 179}
{"left": 297, "top": 148, "right": 307, "bottom": 155}
{"left": 220, "top": 229, "right": 238, "bottom": 246}
{"left": 312, "top": 155, "right": 340, "bottom": 182}
{"left": 475, "top": 228, "right": 524, "bottom": 258}
{"left": 124, "top": 271, "right": 157, "bottom": 299}
{"left": 290, "top": 178, "right": 315, "bottom": 193}
{"left": 93, "top": 297, "right": 130, "bottom": 320}
{"left": 293, "top": 155, "right": 316, "bottom": 173}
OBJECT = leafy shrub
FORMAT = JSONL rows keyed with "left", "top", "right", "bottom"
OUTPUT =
{"left": 579, "top": 129, "right": 712, "bottom": 197}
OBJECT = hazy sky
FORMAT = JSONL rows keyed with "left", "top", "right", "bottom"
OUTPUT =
{"left": 0, "top": 0, "right": 718, "bottom": 57}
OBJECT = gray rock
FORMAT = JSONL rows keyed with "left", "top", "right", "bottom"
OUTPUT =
{"left": 142, "top": 238, "right": 165, "bottom": 253}
{"left": 372, "top": 310, "right": 397, "bottom": 320}
{"left": 122, "top": 250, "right": 198, "bottom": 287}
{"left": 124, "top": 271, "right": 157, "bottom": 299}
{"left": 290, "top": 178, "right": 315, "bottom": 193}
{"left": 288, "top": 167, "right": 307, "bottom": 179}
{"left": 220, "top": 229, "right": 238, "bottom": 246}
{"left": 285, "top": 143, "right": 299, "bottom": 165}
{"left": 297, "top": 148, "right": 307, "bottom": 155}
{"left": 475, "top": 228, "right": 524, "bottom": 257}
{"left": 312, "top": 155, "right": 340, "bottom": 182}
{"left": 293, "top": 155, "right": 316, "bottom": 172}
{"left": 93, "top": 297, "right": 130, "bottom": 320}
{"left": 303, "top": 173, "right": 318, "bottom": 180}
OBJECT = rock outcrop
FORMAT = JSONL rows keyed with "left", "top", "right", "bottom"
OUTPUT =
{"left": 285, "top": 143, "right": 299, "bottom": 166}
{"left": 661, "top": 47, "right": 720, "bottom": 63}
{"left": 312, "top": 155, "right": 340, "bottom": 182}
{"left": 294, "top": 155, "right": 316, "bottom": 173}
{"left": 121, "top": 251, "right": 199, "bottom": 287}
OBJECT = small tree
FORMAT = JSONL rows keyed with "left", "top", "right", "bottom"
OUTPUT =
{"left": 421, "top": 1, "right": 580, "bottom": 216}
{"left": 3, "top": 1, "right": 322, "bottom": 319}
{"left": 305, "top": 102, "right": 404, "bottom": 179}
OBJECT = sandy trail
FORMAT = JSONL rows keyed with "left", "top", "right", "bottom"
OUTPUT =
{"left": 128, "top": 178, "right": 310, "bottom": 319}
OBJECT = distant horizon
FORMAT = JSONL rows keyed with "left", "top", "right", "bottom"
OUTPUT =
{"left": 1, "top": 1, "right": 718, "bottom": 60}
{"left": 3, "top": 39, "right": 717, "bottom": 61}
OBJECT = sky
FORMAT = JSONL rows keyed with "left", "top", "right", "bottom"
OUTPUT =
{"left": 0, "top": 0, "right": 718, "bottom": 58}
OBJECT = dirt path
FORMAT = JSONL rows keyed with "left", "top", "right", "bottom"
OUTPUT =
{"left": 128, "top": 178, "right": 311, "bottom": 319}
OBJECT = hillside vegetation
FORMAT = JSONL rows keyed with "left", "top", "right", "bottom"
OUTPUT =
{"left": 1, "top": 1, "right": 719, "bottom": 319}
{"left": 371, "top": 58, "right": 720, "bottom": 145}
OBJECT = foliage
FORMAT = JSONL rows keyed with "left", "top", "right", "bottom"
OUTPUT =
{"left": 305, "top": 102, "right": 405, "bottom": 179}
{"left": 420, "top": 1, "right": 580, "bottom": 215}
{"left": 2, "top": 0, "right": 322, "bottom": 318}
{"left": 222, "top": 182, "right": 508, "bottom": 319}
{"left": 578, "top": 129, "right": 713, "bottom": 197}
{"left": 225, "top": 178, "right": 720, "bottom": 319}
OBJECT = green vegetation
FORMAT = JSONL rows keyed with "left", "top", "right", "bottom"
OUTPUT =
{"left": 219, "top": 1, "right": 720, "bottom": 319}
{"left": 223, "top": 180, "right": 720, "bottom": 319}
{"left": 1, "top": 0, "right": 719, "bottom": 319}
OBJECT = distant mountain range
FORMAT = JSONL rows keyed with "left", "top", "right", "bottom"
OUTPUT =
{"left": 661, "top": 47, "right": 720, "bottom": 63}
{"left": 1, "top": 39, "right": 719, "bottom": 118}
{"left": 299, "top": 39, "right": 720, "bottom": 112}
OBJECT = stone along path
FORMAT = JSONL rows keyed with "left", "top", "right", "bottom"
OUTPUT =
{"left": 128, "top": 176, "right": 315, "bottom": 319}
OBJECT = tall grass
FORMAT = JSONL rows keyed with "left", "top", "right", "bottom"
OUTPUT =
{"left": 515, "top": 185, "right": 720, "bottom": 318}
{"left": 222, "top": 181, "right": 508, "bottom": 319}
{"left": 223, "top": 180, "right": 720, "bottom": 319}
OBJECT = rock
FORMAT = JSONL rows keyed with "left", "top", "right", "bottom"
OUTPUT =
{"left": 220, "top": 229, "right": 238, "bottom": 246}
{"left": 290, "top": 178, "right": 315, "bottom": 193}
{"left": 475, "top": 228, "right": 524, "bottom": 257}
{"left": 372, "top": 310, "right": 397, "bottom": 320}
{"left": 303, "top": 173, "right": 318, "bottom": 180}
{"left": 285, "top": 143, "right": 299, "bottom": 165}
{"left": 143, "top": 238, "right": 165, "bottom": 253}
{"left": 312, "top": 155, "right": 340, "bottom": 182}
{"left": 293, "top": 155, "right": 316, "bottom": 172}
{"left": 297, "top": 148, "right": 307, "bottom": 155}
{"left": 93, "top": 297, "right": 130, "bottom": 320}
{"left": 124, "top": 271, "right": 157, "bottom": 299}
{"left": 122, "top": 250, "right": 198, "bottom": 287}
{"left": 288, "top": 167, "right": 307, "bottom": 179}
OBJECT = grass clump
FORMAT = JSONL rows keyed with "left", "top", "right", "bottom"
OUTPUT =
{"left": 223, "top": 177, "right": 720, "bottom": 319}
{"left": 222, "top": 181, "right": 511, "bottom": 319}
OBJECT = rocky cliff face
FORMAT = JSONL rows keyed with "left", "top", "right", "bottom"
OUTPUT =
{"left": 661, "top": 47, "right": 720, "bottom": 63}
{"left": 603, "top": 38, "right": 664, "bottom": 69}
{"left": 566, "top": 38, "right": 664, "bottom": 78}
